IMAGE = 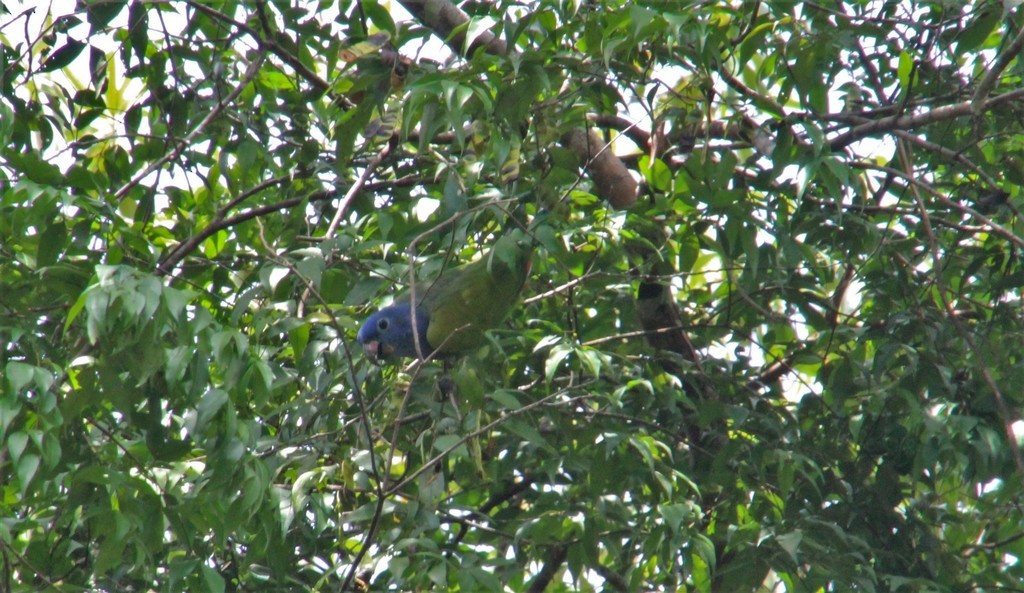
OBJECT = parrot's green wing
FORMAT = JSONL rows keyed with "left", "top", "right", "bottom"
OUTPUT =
{"left": 419, "top": 229, "right": 533, "bottom": 355}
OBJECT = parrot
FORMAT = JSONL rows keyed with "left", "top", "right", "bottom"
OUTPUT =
{"left": 357, "top": 228, "right": 533, "bottom": 361}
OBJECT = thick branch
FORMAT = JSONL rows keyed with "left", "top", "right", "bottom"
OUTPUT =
{"left": 830, "top": 88, "right": 1024, "bottom": 150}
{"left": 972, "top": 20, "right": 1024, "bottom": 109}
{"left": 397, "top": 0, "right": 507, "bottom": 56}
{"left": 593, "top": 563, "right": 630, "bottom": 593}
{"left": 526, "top": 544, "right": 568, "bottom": 593}
{"left": 561, "top": 128, "right": 638, "bottom": 209}
{"left": 635, "top": 280, "right": 699, "bottom": 364}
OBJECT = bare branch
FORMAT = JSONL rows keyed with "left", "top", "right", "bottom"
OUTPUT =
{"left": 113, "top": 51, "right": 267, "bottom": 203}
{"left": 526, "top": 544, "right": 568, "bottom": 593}
{"left": 156, "top": 191, "right": 319, "bottom": 277}
{"left": 972, "top": 21, "right": 1024, "bottom": 110}
{"left": 397, "top": 0, "right": 507, "bottom": 56}
{"left": 830, "top": 89, "right": 1024, "bottom": 150}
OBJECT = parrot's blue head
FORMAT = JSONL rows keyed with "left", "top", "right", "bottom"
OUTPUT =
{"left": 357, "top": 302, "right": 431, "bottom": 361}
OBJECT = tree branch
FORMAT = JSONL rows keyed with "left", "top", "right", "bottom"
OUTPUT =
{"left": 156, "top": 191, "right": 324, "bottom": 277}
{"left": 385, "top": 384, "right": 590, "bottom": 496}
{"left": 561, "top": 128, "right": 638, "bottom": 209}
{"left": 526, "top": 544, "right": 568, "bottom": 593}
{"left": 397, "top": 0, "right": 638, "bottom": 209}
{"left": 449, "top": 475, "right": 537, "bottom": 550}
{"left": 972, "top": 19, "right": 1024, "bottom": 110}
{"left": 853, "top": 162, "right": 1024, "bottom": 251}
{"left": 397, "top": 0, "right": 507, "bottom": 56}
{"left": 889, "top": 130, "right": 999, "bottom": 188}
{"left": 186, "top": 0, "right": 350, "bottom": 104}
{"left": 593, "top": 563, "right": 630, "bottom": 593}
{"left": 113, "top": 50, "right": 267, "bottom": 203}
{"left": 830, "top": 88, "right": 1024, "bottom": 150}
{"left": 895, "top": 139, "right": 1024, "bottom": 476}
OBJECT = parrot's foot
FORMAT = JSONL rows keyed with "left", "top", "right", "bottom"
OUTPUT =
{"left": 438, "top": 375, "right": 456, "bottom": 398}
{"left": 437, "top": 375, "right": 463, "bottom": 422}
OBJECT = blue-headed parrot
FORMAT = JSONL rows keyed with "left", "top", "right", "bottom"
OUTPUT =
{"left": 357, "top": 228, "right": 533, "bottom": 361}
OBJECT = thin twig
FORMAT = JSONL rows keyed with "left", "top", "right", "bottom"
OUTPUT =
{"left": 889, "top": 130, "right": 999, "bottom": 188}
{"left": 156, "top": 191, "right": 325, "bottom": 276}
{"left": 895, "top": 140, "right": 1024, "bottom": 476}
{"left": 185, "top": 0, "right": 349, "bottom": 104}
{"left": 830, "top": 89, "right": 1024, "bottom": 150}
{"left": 385, "top": 384, "right": 585, "bottom": 496}
{"left": 325, "top": 146, "right": 391, "bottom": 240}
{"left": 113, "top": 51, "right": 267, "bottom": 202}
{"left": 297, "top": 145, "right": 392, "bottom": 315}
{"left": 852, "top": 162, "right": 1024, "bottom": 251}
{"left": 972, "top": 20, "right": 1024, "bottom": 110}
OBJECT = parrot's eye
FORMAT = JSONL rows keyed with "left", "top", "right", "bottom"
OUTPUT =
{"left": 376, "top": 318, "right": 389, "bottom": 332}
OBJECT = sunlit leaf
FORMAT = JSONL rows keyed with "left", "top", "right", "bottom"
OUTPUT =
{"left": 339, "top": 31, "right": 391, "bottom": 62}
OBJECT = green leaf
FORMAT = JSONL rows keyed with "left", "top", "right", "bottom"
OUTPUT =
{"left": 7, "top": 432, "right": 28, "bottom": 463}
{"left": 658, "top": 502, "right": 691, "bottom": 535}
{"left": 956, "top": 8, "right": 1000, "bottom": 53}
{"left": 503, "top": 419, "right": 549, "bottom": 449}
{"left": 487, "top": 389, "right": 522, "bottom": 409}
{"left": 40, "top": 39, "right": 88, "bottom": 72}
{"left": 6, "top": 152, "right": 64, "bottom": 185}
{"left": 339, "top": 31, "right": 391, "bottom": 62}
{"left": 6, "top": 362, "right": 35, "bottom": 392}
{"left": 464, "top": 17, "right": 494, "bottom": 54}
{"left": 85, "top": 0, "right": 125, "bottom": 32}
{"left": 544, "top": 343, "right": 572, "bottom": 383}
{"left": 776, "top": 530, "right": 803, "bottom": 562}
{"left": 200, "top": 565, "right": 226, "bottom": 593}
{"left": 897, "top": 50, "right": 914, "bottom": 89}
{"left": 433, "top": 434, "right": 466, "bottom": 455}
{"left": 16, "top": 453, "right": 40, "bottom": 493}
{"left": 362, "top": 1, "right": 397, "bottom": 37}
{"left": 640, "top": 155, "right": 672, "bottom": 192}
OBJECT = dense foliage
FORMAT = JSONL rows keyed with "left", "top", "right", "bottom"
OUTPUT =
{"left": 3, "top": 1, "right": 1024, "bottom": 591}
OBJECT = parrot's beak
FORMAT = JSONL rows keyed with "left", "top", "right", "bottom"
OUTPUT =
{"left": 362, "top": 340, "right": 382, "bottom": 362}
{"left": 362, "top": 340, "right": 395, "bottom": 363}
